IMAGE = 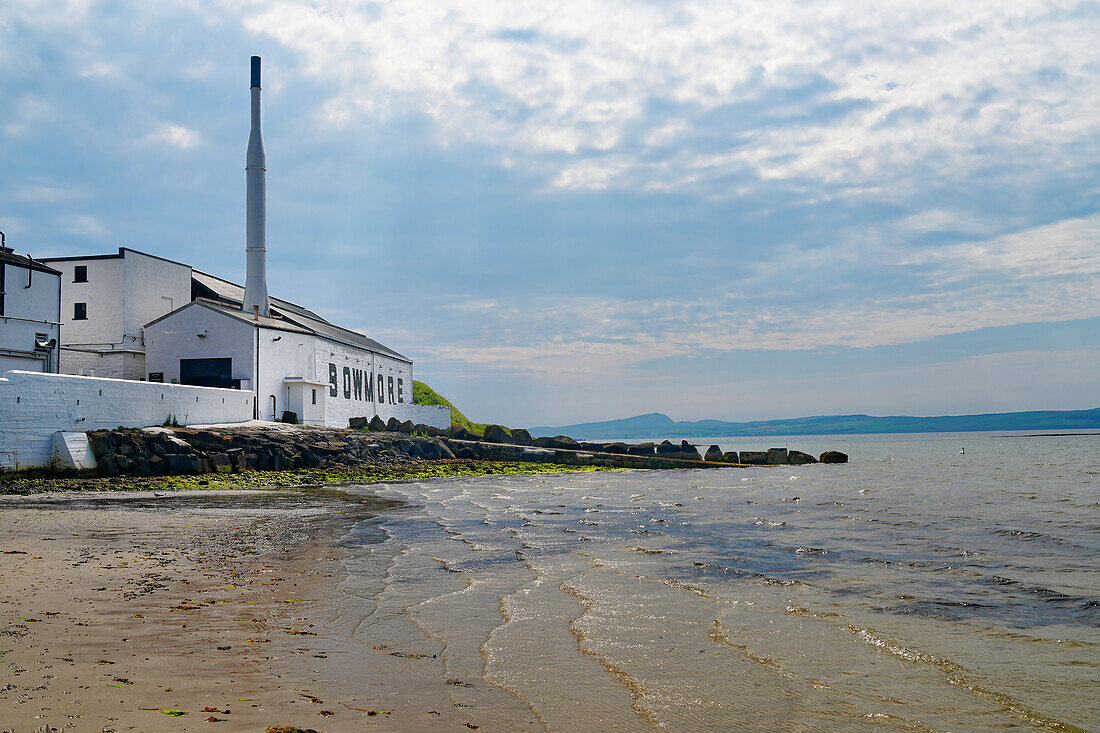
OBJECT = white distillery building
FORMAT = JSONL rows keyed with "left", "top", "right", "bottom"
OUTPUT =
{"left": 35, "top": 56, "right": 446, "bottom": 430}
{"left": 0, "top": 237, "right": 61, "bottom": 374}
{"left": 40, "top": 247, "right": 191, "bottom": 380}
{"left": 144, "top": 299, "right": 417, "bottom": 426}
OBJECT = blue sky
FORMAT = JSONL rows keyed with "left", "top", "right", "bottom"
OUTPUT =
{"left": 2, "top": 0, "right": 1098, "bottom": 426}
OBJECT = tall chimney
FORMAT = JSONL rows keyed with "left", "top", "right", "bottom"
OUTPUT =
{"left": 243, "top": 55, "right": 270, "bottom": 318}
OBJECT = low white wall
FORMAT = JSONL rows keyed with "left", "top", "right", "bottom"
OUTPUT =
{"left": 385, "top": 403, "right": 451, "bottom": 429}
{"left": 0, "top": 370, "right": 253, "bottom": 470}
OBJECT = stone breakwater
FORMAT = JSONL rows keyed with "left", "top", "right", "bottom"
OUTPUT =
{"left": 78, "top": 419, "right": 846, "bottom": 478}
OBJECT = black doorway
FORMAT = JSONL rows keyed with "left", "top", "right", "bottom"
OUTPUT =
{"left": 180, "top": 357, "right": 233, "bottom": 388}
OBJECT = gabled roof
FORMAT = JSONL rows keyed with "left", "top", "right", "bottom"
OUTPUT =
{"left": 0, "top": 248, "right": 62, "bottom": 276}
{"left": 145, "top": 298, "right": 314, "bottom": 335}
{"left": 191, "top": 269, "right": 410, "bottom": 362}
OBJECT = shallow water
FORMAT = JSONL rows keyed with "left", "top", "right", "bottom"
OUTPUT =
{"left": 341, "top": 431, "right": 1099, "bottom": 731}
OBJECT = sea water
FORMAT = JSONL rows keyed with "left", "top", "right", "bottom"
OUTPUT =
{"left": 339, "top": 431, "right": 1098, "bottom": 731}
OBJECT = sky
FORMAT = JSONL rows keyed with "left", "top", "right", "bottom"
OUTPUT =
{"left": 2, "top": 0, "right": 1098, "bottom": 427}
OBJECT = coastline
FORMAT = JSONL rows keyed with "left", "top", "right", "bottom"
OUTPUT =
{"left": 0, "top": 486, "right": 545, "bottom": 732}
{"left": 0, "top": 459, "right": 619, "bottom": 495}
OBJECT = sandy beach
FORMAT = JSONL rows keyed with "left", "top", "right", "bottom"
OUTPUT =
{"left": 0, "top": 488, "right": 529, "bottom": 733}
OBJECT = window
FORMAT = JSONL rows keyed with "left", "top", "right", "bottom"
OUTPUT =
{"left": 311, "top": 388, "right": 317, "bottom": 405}
{"left": 73, "top": 302, "right": 87, "bottom": 320}
{"left": 73, "top": 265, "right": 87, "bottom": 283}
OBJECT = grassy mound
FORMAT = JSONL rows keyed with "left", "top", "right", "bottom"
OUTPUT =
{"left": 412, "top": 380, "right": 486, "bottom": 435}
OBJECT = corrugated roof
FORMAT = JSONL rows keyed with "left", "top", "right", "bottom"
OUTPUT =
{"left": 190, "top": 269, "right": 409, "bottom": 362}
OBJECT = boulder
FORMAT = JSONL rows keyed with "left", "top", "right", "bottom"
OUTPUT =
{"left": 721, "top": 451, "right": 740, "bottom": 463}
{"left": 386, "top": 417, "right": 401, "bottom": 432}
{"left": 398, "top": 420, "right": 415, "bottom": 434}
{"left": 628, "top": 442, "right": 655, "bottom": 456}
{"left": 453, "top": 445, "right": 477, "bottom": 459}
{"left": 787, "top": 450, "right": 818, "bottom": 465}
{"left": 369, "top": 416, "right": 387, "bottom": 431}
{"left": 87, "top": 431, "right": 115, "bottom": 458}
{"left": 740, "top": 450, "right": 767, "bottom": 465}
{"left": 765, "top": 448, "right": 788, "bottom": 465}
{"left": 280, "top": 411, "right": 298, "bottom": 425}
{"left": 534, "top": 435, "right": 579, "bottom": 450}
{"left": 449, "top": 426, "right": 481, "bottom": 441}
{"left": 819, "top": 451, "right": 848, "bottom": 464}
{"left": 680, "top": 440, "right": 702, "bottom": 460}
{"left": 167, "top": 454, "right": 202, "bottom": 473}
{"left": 655, "top": 440, "right": 680, "bottom": 456}
{"left": 147, "top": 455, "right": 165, "bottom": 475}
{"left": 602, "top": 442, "right": 631, "bottom": 455}
{"left": 348, "top": 417, "right": 370, "bottom": 429}
{"left": 704, "top": 445, "right": 723, "bottom": 462}
{"left": 97, "top": 454, "right": 119, "bottom": 476}
{"left": 210, "top": 453, "right": 233, "bottom": 472}
{"left": 482, "top": 424, "right": 511, "bottom": 444}
{"left": 509, "top": 428, "right": 534, "bottom": 446}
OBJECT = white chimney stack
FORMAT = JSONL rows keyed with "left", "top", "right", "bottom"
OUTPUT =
{"left": 243, "top": 55, "right": 270, "bottom": 319}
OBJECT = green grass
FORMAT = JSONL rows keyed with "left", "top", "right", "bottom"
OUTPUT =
{"left": 412, "top": 380, "right": 488, "bottom": 435}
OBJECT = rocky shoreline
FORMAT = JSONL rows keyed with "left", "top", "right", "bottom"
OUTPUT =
{"left": 0, "top": 418, "right": 847, "bottom": 489}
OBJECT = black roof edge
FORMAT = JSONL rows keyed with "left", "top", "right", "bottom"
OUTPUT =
{"left": 0, "top": 250, "right": 63, "bottom": 276}
{"left": 41, "top": 247, "right": 192, "bottom": 269}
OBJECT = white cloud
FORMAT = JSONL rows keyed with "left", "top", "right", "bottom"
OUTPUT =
{"left": 145, "top": 122, "right": 202, "bottom": 150}
{"left": 903, "top": 215, "right": 1100, "bottom": 280}
{"left": 234, "top": 0, "right": 1100, "bottom": 193}
{"left": 399, "top": 214, "right": 1100, "bottom": 381}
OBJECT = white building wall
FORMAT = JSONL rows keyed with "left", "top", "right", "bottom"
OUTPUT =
{"left": 315, "top": 340, "right": 415, "bottom": 427}
{"left": 122, "top": 252, "right": 191, "bottom": 378}
{"left": 49, "top": 257, "right": 123, "bottom": 375}
{"left": 257, "top": 328, "right": 316, "bottom": 421}
{"left": 0, "top": 370, "right": 252, "bottom": 470}
{"left": 0, "top": 262, "right": 61, "bottom": 373}
{"left": 45, "top": 250, "right": 191, "bottom": 379}
{"left": 144, "top": 303, "right": 257, "bottom": 384}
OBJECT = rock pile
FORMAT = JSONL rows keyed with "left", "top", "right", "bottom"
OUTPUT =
{"left": 86, "top": 426, "right": 455, "bottom": 477}
{"left": 351, "top": 420, "right": 847, "bottom": 466}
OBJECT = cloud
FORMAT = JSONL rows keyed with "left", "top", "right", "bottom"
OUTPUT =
{"left": 237, "top": 0, "right": 1100, "bottom": 194}
{"left": 393, "top": 213, "right": 1100, "bottom": 383}
{"left": 145, "top": 122, "right": 202, "bottom": 150}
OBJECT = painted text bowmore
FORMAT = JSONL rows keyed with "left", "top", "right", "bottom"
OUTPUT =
{"left": 328, "top": 362, "right": 404, "bottom": 404}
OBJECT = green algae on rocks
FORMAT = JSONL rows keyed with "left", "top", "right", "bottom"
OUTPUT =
{"left": 0, "top": 461, "right": 623, "bottom": 494}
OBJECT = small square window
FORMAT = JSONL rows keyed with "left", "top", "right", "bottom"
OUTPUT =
{"left": 73, "top": 265, "right": 88, "bottom": 283}
{"left": 73, "top": 302, "right": 87, "bottom": 320}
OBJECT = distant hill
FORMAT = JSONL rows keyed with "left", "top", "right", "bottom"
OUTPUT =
{"left": 528, "top": 407, "right": 1100, "bottom": 440}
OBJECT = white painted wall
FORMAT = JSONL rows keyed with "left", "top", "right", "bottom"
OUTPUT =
{"left": 144, "top": 302, "right": 258, "bottom": 413}
{"left": 257, "top": 326, "right": 316, "bottom": 421}
{"left": 0, "top": 370, "right": 253, "bottom": 470}
{"left": 0, "top": 261, "right": 61, "bottom": 373}
{"left": 316, "top": 339, "right": 416, "bottom": 427}
{"left": 45, "top": 250, "right": 191, "bottom": 379}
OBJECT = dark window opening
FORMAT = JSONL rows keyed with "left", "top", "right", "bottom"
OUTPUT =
{"left": 180, "top": 357, "right": 238, "bottom": 389}
{"left": 73, "top": 265, "right": 88, "bottom": 283}
{"left": 311, "top": 388, "right": 317, "bottom": 405}
{"left": 73, "top": 302, "right": 87, "bottom": 320}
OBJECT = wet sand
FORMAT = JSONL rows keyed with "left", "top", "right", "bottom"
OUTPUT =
{"left": 0, "top": 489, "right": 524, "bottom": 732}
